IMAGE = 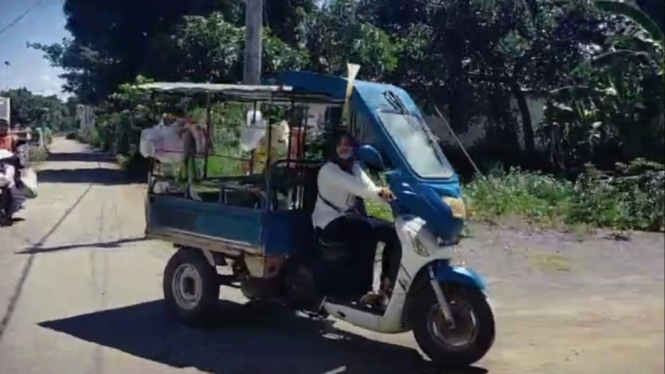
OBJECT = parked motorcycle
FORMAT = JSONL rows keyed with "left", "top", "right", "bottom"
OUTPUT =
{"left": 0, "top": 140, "right": 35, "bottom": 226}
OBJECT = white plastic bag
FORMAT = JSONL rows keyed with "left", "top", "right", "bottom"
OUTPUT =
{"left": 150, "top": 122, "right": 186, "bottom": 164}
{"left": 0, "top": 167, "right": 12, "bottom": 188}
{"left": 19, "top": 167, "right": 38, "bottom": 198}
{"left": 240, "top": 110, "right": 266, "bottom": 152}
{"left": 139, "top": 125, "right": 159, "bottom": 158}
{"left": 0, "top": 150, "right": 15, "bottom": 188}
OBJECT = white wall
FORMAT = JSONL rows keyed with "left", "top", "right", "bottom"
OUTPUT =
{"left": 0, "top": 97, "right": 9, "bottom": 123}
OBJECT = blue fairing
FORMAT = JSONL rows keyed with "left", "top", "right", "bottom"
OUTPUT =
{"left": 435, "top": 262, "right": 487, "bottom": 291}
{"left": 270, "top": 71, "right": 465, "bottom": 240}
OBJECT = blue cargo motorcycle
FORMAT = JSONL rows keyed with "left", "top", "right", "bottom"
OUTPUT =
{"left": 140, "top": 72, "right": 495, "bottom": 369}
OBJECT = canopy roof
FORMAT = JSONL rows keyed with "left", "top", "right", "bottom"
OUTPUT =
{"left": 135, "top": 82, "right": 342, "bottom": 105}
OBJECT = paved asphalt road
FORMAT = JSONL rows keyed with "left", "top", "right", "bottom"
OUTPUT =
{"left": 0, "top": 138, "right": 663, "bottom": 374}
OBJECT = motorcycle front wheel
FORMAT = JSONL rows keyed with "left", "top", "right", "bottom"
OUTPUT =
{"left": 411, "top": 284, "right": 495, "bottom": 368}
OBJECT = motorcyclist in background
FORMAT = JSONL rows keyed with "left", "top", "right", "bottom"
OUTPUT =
{"left": 0, "top": 119, "right": 16, "bottom": 152}
{"left": 0, "top": 119, "right": 22, "bottom": 226}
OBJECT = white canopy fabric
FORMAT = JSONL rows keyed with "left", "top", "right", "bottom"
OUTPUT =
{"left": 135, "top": 82, "right": 343, "bottom": 105}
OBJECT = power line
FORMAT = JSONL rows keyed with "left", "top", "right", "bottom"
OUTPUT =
{"left": 0, "top": 0, "right": 48, "bottom": 37}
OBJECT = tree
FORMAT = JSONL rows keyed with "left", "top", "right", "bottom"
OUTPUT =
{"left": 304, "top": 0, "right": 399, "bottom": 80}
{"left": 265, "top": 0, "right": 316, "bottom": 47}
{"left": 30, "top": 0, "right": 316, "bottom": 103}
{"left": 356, "top": 0, "right": 608, "bottom": 151}
{"left": 0, "top": 88, "right": 75, "bottom": 131}
{"left": 540, "top": 0, "right": 665, "bottom": 170}
{"left": 145, "top": 12, "right": 308, "bottom": 83}
{"left": 591, "top": 0, "right": 663, "bottom": 79}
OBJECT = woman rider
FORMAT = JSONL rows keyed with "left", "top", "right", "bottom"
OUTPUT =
{"left": 0, "top": 119, "right": 17, "bottom": 225}
{"left": 312, "top": 130, "right": 401, "bottom": 304}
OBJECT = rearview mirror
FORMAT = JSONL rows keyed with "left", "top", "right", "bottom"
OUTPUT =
{"left": 357, "top": 144, "right": 385, "bottom": 171}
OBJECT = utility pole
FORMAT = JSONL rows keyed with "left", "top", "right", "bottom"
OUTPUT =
{"left": 243, "top": 0, "right": 263, "bottom": 85}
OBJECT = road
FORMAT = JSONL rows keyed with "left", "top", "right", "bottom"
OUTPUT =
{"left": 0, "top": 138, "right": 663, "bottom": 374}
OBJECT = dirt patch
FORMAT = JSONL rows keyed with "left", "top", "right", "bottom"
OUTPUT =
{"left": 529, "top": 253, "right": 573, "bottom": 273}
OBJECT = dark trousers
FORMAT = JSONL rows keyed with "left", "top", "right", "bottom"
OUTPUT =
{"left": 320, "top": 213, "right": 401, "bottom": 297}
{"left": 0, "top": 186, "right": 13, "bottom": 224}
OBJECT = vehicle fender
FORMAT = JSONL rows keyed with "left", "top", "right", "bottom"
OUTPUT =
{"left": 175, "top": 245, "right": 216, "bottom": 267}
{"left": 435, "top": 263, "right": 486, "bottom": 291}
{"left": 401, "top": 260, "right": 487, "bottom": 327}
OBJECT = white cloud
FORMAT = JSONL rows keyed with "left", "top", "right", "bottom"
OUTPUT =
{"left": 35, "top": 69, "right": 65, "bottom": 98}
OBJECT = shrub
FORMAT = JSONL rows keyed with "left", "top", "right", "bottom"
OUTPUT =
{"left": 28, "top": 147, "right": 49, "bottom": 163}
{"left": 42, "top": 128, "right": 53, "bottom": 144}
{"left": 465, "top": 160, "right": 665, "bottom": 232}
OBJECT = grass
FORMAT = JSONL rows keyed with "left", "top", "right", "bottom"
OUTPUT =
{"left": 464, "top": 164, "right": 665, "bottom": 232}
{"left": 366, "top": 162, "right": 664, "bottom": 233}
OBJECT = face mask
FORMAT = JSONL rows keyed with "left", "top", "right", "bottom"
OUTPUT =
{"left": 337, "top": 148, "right": 353, "bottom": 160}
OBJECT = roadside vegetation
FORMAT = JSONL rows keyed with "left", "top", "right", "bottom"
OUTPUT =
{"left": 465, "top": 161, "right": 665, "bottom": 232}
{"left": 25, "top": 0, "right": 664, "bottom": 233}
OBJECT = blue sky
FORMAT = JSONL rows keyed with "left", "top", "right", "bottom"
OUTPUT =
{"left": 0, "top": 0, "right": 69, "bottom": 98}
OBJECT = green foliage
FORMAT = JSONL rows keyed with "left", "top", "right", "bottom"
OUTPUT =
{"left": 366, "top": 199, "right": 393, "bottom": 222}
{"left": 28, "top": 147, "right": 49, "bottom": 163}
{"left": 542, "top": 0, "right": 664, "bottom": 170}
{"left": 465, "top": 161, "right": 665, "bottom": 231}
{"left": 27, "top": 0, "right": 665, "bottom": 233}
{"left": 162, "top": 12, "right": 307, "bottom": 81}
{"left": 42, "top": 127, "right": 54, "bottom": 145}
{"left": 305, "top": 0, "right": 399, "bottom": 80}
{"left": 0, "top": 88, "right": 75, "bottom": 131}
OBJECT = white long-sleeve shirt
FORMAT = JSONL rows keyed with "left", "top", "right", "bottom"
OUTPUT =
{"left": 312, "top": 161, "right": 385, "bottom": 229}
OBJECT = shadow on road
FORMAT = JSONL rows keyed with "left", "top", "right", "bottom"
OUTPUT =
{"left": 39, "top": 151, "right": 148, "bottom": 184}
{"left": 16, "top": 237, "right": 148, "bottom": 254}
{"left": 47, "top": 151, "right": 115, "bottom": 163}
{"left": 37, "top": 168, "right": 134, "bottom": 185}
{"left": 39, "top": 300, "right": 488, "bottom": 374}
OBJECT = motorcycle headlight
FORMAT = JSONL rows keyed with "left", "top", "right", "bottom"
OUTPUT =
{"left": 442, "top": 196, "right": 467, "bottom": 219}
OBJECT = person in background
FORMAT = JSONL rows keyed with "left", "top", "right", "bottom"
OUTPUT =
{"left": 0, "top": 119, "right": 18, "bottom": 225}
{"left": 312, "top": 130, "right": 401, "bottom": 306}
{"left": 0, "top": 119, "right": 16, "bottom": 152}
{"left": 244, "top": 120, "right": 289, "bottom": 175}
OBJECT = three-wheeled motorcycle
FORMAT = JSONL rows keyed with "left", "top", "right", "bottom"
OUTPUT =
{"left": 138, "top": 71, "right": 495, "bottom": 368}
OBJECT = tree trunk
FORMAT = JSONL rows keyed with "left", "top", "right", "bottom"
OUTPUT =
{"left": 510, "top": 82, "right": 535, "bottom": 154}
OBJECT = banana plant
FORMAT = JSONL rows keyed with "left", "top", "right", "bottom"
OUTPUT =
{"left": 592, "top": 0, "right": 664, "bottom": 77}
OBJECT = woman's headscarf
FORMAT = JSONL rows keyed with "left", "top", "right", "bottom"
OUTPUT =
{"left": 329, "top": 130, "right": 355, "bottom": 174}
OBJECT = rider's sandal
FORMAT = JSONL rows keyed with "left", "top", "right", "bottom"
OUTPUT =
{"left": 359, "top": 292, "right": 385, "bottom": 307}
{"left": 359, "top": 277, "right": 395, "bottom": 307}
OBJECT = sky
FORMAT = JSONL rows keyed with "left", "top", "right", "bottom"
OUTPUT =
{"left": 0, "top": 0, "right": 69, "bottom": 98}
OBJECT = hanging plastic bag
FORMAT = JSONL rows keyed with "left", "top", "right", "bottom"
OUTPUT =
{"left": 0, "top": 150, "right": 15, "bottom": 188}
{"left": 239, "top": 110, "right": 266, "bottom": 152}
{"left": 139, "top": 123, "right": 160, "bottom": 158}
{"left": 0, "top": 165, "right": 13, "bottom": 188}
{"left": 151, "top": 122, "right": 186, "bottom": 164}
{"left": 19, "top": 167, "right": 38, "bottom": 198}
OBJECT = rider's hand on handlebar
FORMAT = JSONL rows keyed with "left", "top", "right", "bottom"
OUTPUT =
{"left": 378, "top": 187, "right": 395, "bottom": 202}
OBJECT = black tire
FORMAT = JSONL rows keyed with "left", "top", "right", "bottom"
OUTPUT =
{"left": 411, "top": 284, "right": 495, "bottom": 368}
{"left": 163, "top": 248, "right": 220, "bottom": 328}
